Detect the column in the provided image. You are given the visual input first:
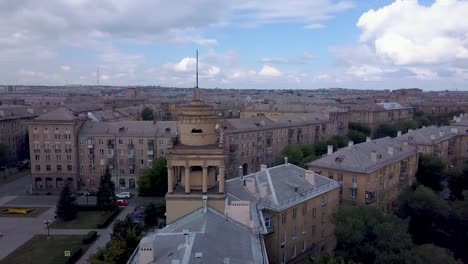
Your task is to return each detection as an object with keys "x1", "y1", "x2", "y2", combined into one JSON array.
[
  {"x1": 202, "y1": 166, "x2": 208, "y2": 194},
  {"x1": 184, "y1": 166, "x2": 190, "y2": 193},
  {"x1": 167, "y1": 166, "x2": 173, "y2": 193},
  {"x1": 219, "y1": 166, "x2": 225, "y2": 193}
]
